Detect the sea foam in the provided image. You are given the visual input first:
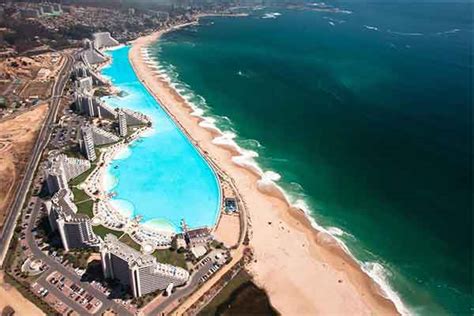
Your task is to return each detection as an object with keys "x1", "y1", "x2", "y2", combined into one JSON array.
[
  {"x1": 435, "y1": 28, "x2": 460, "y2": 35},
  {"x1": 262, "y1": 12, "x2": 282, "y2": 19},
  {"x1": 388, "y1": 30, "x2": 424, "y2": 36},
  {"x1": 364, "y1": 25, "x2": 379, "y2": 31},
  {"x1": 149, "y1": 40, "x2": 411, "y2": 316}
]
